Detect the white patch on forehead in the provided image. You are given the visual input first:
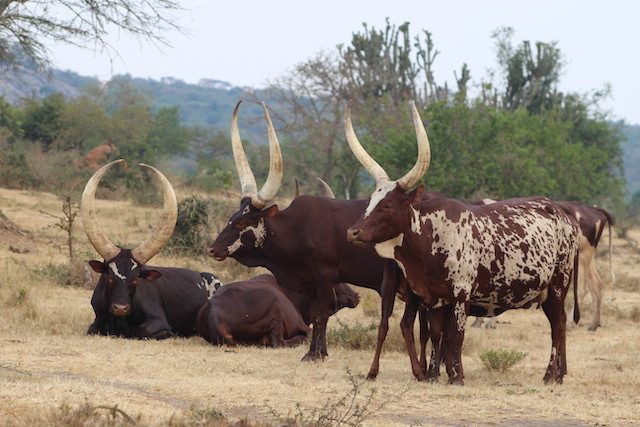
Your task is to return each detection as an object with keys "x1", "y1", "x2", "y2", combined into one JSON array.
[
  {"x1": 482, "y1": 198, "x2": 497, "y2": 205},
  {"x1": 227, "y1": 219, "x2": 267, "y2": 255},
  {"x1": 108, "y1": 262, "x2": 126, "y2": 280},
  {"x1": 130, "y1": 259, "x2": 138, "y2": 271},
  {"x1": 364, "y1": 180, "x2": 397, "y2": 218}
]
